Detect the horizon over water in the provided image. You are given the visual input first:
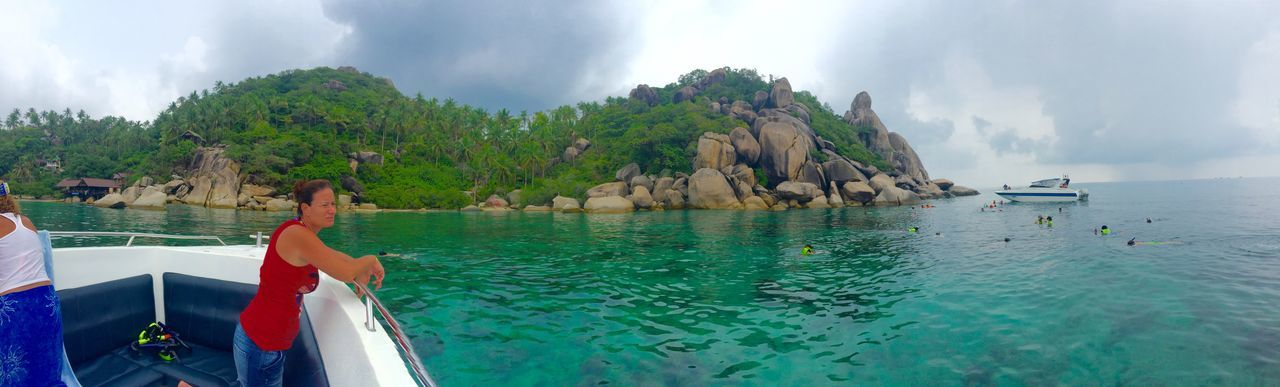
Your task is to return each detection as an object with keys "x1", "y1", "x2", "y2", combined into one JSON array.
[{"x1": 22, "y1": 177, "x2": 1280, "y2": 385}]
